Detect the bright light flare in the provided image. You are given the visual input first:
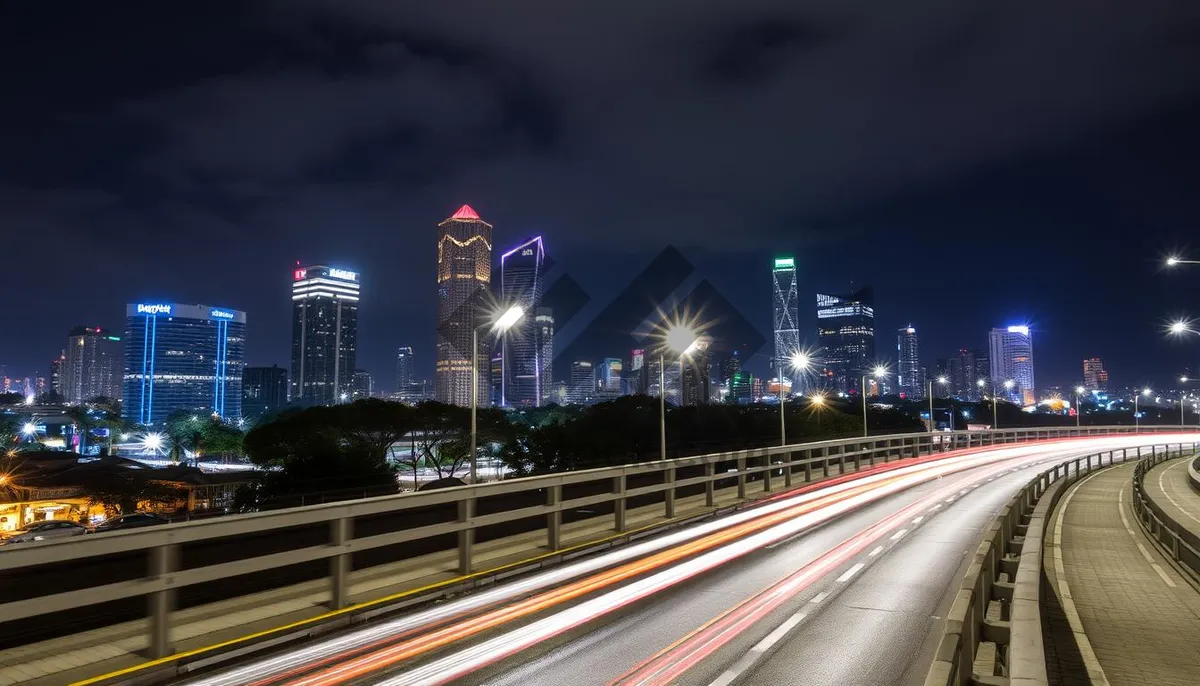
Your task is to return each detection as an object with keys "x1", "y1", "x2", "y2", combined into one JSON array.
[
  {"x1": 1004, "y1": 380, "x2": 1015, "y2": 389},
  {"x1": 1167, "y1": 255, "x2": 1181, "y2": 266},
  {"x1": 493, "y1": 305, "x2": 525, "y2": 333},
  {"x1": 1142, "y1": 388, "x2": 1152, "y2": 396},
  {"x1": 141, "y1": 432, "x2": 164, "y2": 451},
  {"x1": 871, "y1": 365, "x2": 888, "y2": 378},
  {"x1": 21, "y1": 423, "x2": 36, "y2": 436},
  {"x1": 790, "y1": 351, "x2": 812, "y2": 371},
  {"x1": 1075, "y1": 386, "x2": 1086, "y2": 395},
  {"x1": 665, "y1": 326, "x2": 699, "y2": 355},
  {"x1": 809, "y1": 394, "x2": 826, "y2": 406},
  {"x1": 1169, "y1": 319, "x2": 1196, "y2": 336},
  {"x1": 936, "y1": 376, "x2": 947, "y2": 384}
]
